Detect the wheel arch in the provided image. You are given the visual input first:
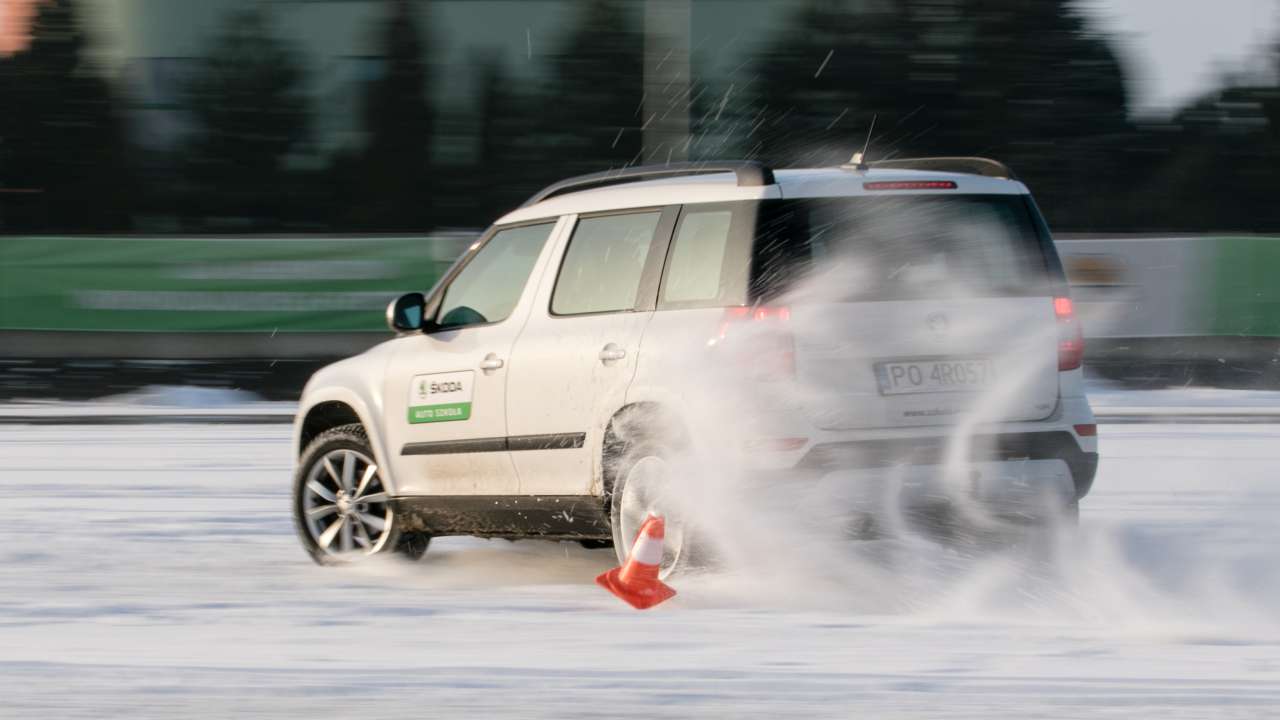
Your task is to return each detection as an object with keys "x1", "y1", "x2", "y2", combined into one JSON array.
[
  {"x1": 293, "y1": 387, "x2": 395, "y2": 491},
  {"x1": 600, "y1": 400, "x2": 686, "y2": 498},
  {"x1": 298, "y1": 401, "x2": 363, "y2": 452}
]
